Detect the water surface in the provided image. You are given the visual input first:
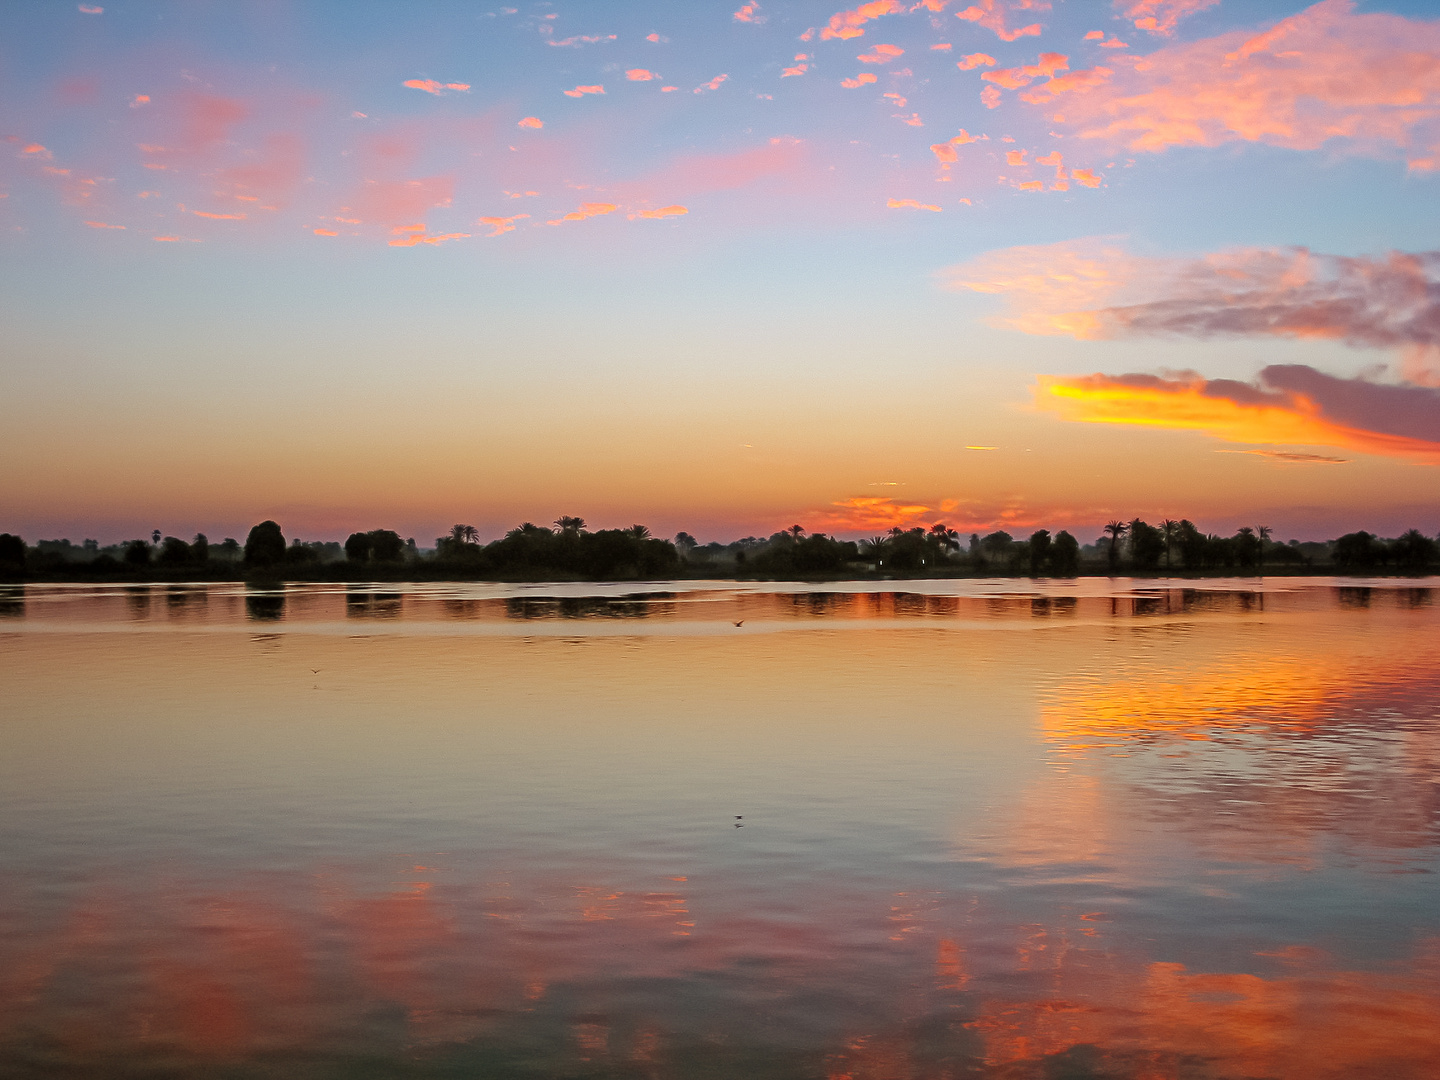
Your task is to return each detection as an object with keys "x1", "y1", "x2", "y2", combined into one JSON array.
[{"x1": 2, "y1": 579, "x2": 1437, "y2": 1077}]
